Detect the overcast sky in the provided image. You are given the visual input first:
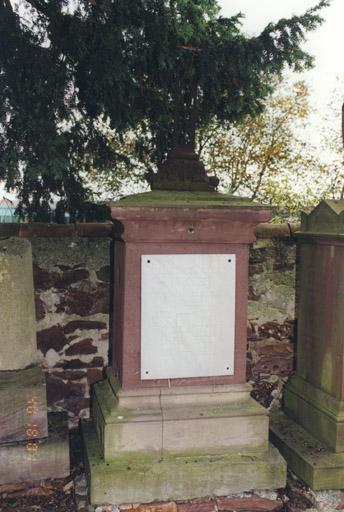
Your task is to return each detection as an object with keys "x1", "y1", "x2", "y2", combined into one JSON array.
[{"x1": 217, "y1": 0, "x2": 344, "y2": 114}]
